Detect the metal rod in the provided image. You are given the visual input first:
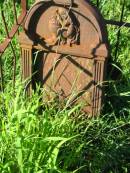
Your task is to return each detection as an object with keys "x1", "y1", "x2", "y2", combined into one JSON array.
[
  {"x1": 0, "y1": 12, "x2": 27, "y2": 55},
  {"x1": 115, "y1": 0, "x2": 126, "y2": 59},
  {"x1": 105, "y1": 19, "x2": 130, "y2": 28},
  {"x1": 1, "y1": 9, "x2": 17, "y2": 89},
  {"x1": 1, "y1": 10, "x2": 9, "y2": 38},
  {"x1": 0, "y1": 0, "x2": 27, "y2": 54},
  {"x1": 10, "y1": 43, "x2": 17, "y2": 89},
  {"x1": 13, "y1": 0, "x2": 18, "y2": 24},
  {"x1": 97, "y1": 0, "x2": 100, "y2": 8},
  {"x1": 0, "y1": 55, "x2": 4, "y2": 92},
  {"x1": 12, "y1": 0, "x2": 19, "y2": 34},
  {"x1": 21, "y1": 0, "x2": 27, "y2": 12}
]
